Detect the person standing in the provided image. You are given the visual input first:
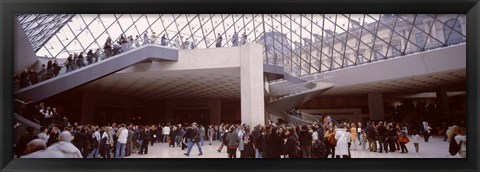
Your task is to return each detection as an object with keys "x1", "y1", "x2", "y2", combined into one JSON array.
[
  {"x1": 207, "y1": 125, "x2": 214, "y2": 145},
  {"x1": 241, "y1": 32, "x2": 247, "y2": 45},
  {"x1": 47, "y1": 126, "x2": 60, "y2": 147},
  {"x1": 377, "y1": 122, "x2": 388, "y2": 153},
  {"x1": 138, "y1": 126, "x2": 149, "y2": 155},
  {"x1": 90, "y1": 127, "x2": 101, "y2": 158},
  {"x1": 231, "y1": 32, "x2": 238, "y2": 47},
  {"x1": 398, "y1": 130, "x2": 409, "y2": 153},
  {"x1": 86, "y1": 50, "x2": 94, "y2": 65},
  {"x1": 242, "y1": 126, "x2": 255, "y2": 158},
  {"x1": 325, "y1": 126, "x2": 336, "y2": 158},
  {"x1": 226, "y1": 127, "x2": 239, "y2": 158},
  {"x1": 162, "y1": 125, "x2": 170, "y2": 143},
  {"x1": 161, "y1": 34, "x2": 168, "y2": 46},
  {"x1": 184, "y1": 122, "x2": 203, "y2": 156},
  {"x1": 350, "y1": 123, "x2": 357, "y2": 151},
  {"x1": 237, "y1": 125, "x2": 245, "y2": 157},
  {"x1": 266, "y1": 127, "x2": 284, "y2": 158},
  {"x1": 134, "y1": 35, "x2": 141, "y2": 48},
  {"x1": 47, "y1": 131, "x2": 83, "y2": 158},
  {"x1": 126, "y1": 126, "x2": 134, "y2": 156},
  {"x1": 284, "y1": 127, "x2": 299, "y2": 158},
  {"x1": 299, "y1": 125, "x2": 312, "y2": 158},
  {"x1": 366, "y1": 122, "x2": 377, "y2": 152},
  {"x1": 454, "y1": 127, "x2": 466, "y2": 158},
  {"x1": 199, "y1": 125, "x2": 206, "y2": 146},
  {"x1": 252, "y1": 125, "x2": 264, "y2": 158},
  {"x1": 215, "y1": 33, "x2": 223, "y2": 48},
  {"x1": 115, "y1": 124, "x2": 128, "y2": 158},
  {"x1": 143, "y1": 31, "x2": 149, "y2": 45},
  {"x1": 422, "y1": 122, "x2": 431, "y2": 142},
  {"x1": 150, "y1": 32, "x2": 157, "y2": 45},
  {"x1": 15, "y1": 127, "x2": 38, "y2": 158},
  {"x1": 37, "y1": 127, "x2": 50, "y2": 143},
  {"x1": 335, "y1": 124, "x2": 350, "y2": 158}
]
